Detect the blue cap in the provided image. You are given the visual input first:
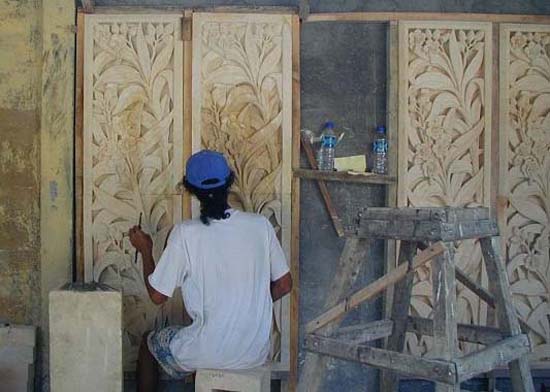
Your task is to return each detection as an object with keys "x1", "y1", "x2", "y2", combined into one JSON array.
[
  {"x1": 325, "y1": 121, "x2": 335, "y2": 129},
  {"x1": 185, "y1": 150, "x2": 231, "y2": 190},
  {"x1": 376, "y1": 125, "x2": 386, "y2": 133}
]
